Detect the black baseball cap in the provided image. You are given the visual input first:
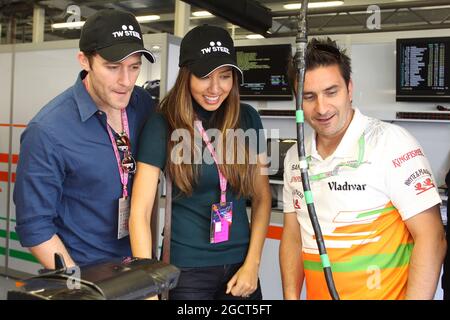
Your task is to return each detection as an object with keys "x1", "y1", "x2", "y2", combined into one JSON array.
[
  {"x1": 179, "y1": 25, "x2": 242, "y2": 78},
  {"x1": 79, "y1": 9, "x2": 155, "y2": 63}
]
